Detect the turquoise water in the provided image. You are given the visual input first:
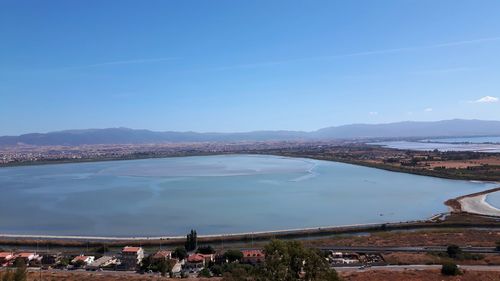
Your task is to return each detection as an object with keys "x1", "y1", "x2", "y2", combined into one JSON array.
[
  {"x1": 486, "y1": 192, "x2": 500, "y2": 209},
  {"x1": 0, "y1": 155, "x2": 493, "y2": 237},
  {"x1": 426, "y1": 136, "x2": 500, "y2": 144},
  {"x1": 375, "y1": 141, "x2": 500, "y2": 152}
]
